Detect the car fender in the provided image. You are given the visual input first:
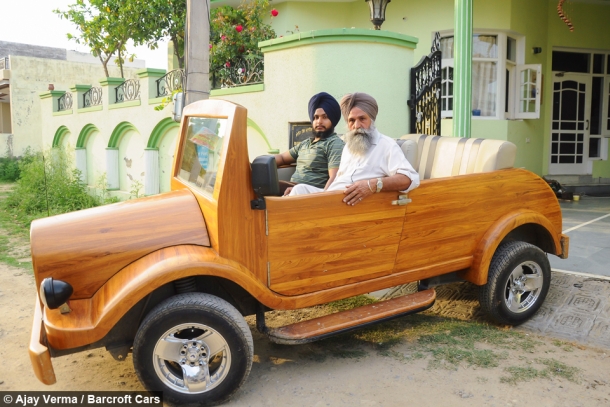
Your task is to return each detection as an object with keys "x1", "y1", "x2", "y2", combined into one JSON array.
[
  {"x1": 43, "y1": 244, "x2": 282, "y2": 350},
  {"x1": 458, "y1": 210, "x2": 562, "y2": 286}
]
